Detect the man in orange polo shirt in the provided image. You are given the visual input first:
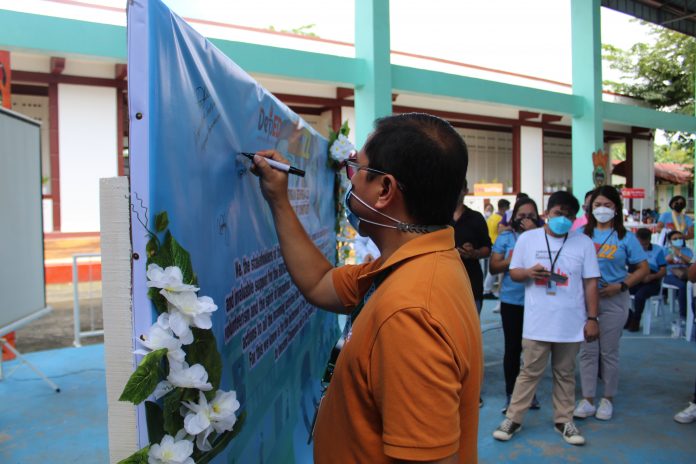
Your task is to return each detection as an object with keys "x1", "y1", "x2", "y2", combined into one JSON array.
[{"x1": 251, "y1": 113, "x2": 483, "y2": 463}]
